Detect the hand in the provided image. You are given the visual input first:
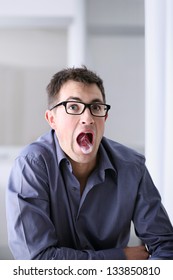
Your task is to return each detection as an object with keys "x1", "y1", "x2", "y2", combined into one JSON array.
[{"x1": 123, "y1": 245, "x2": 149, "y2": 260}]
